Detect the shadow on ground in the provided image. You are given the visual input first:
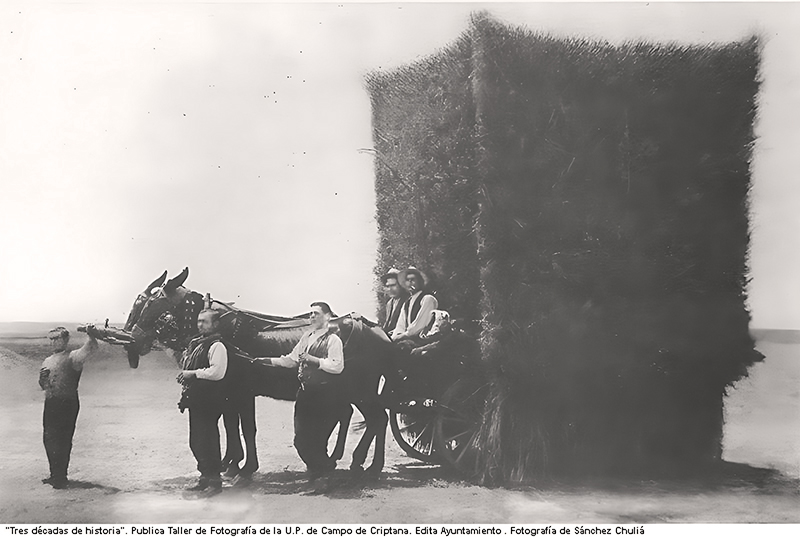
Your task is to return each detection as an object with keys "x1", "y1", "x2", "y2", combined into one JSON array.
[
  {"x1": 150, "y1": 461, "x2": 469, "y2": 500},
  {"x1": 42, "y1": 480, "x2": 121, "y2": 494},
  {"x1": 149, "y1": 460, "x2": 799, "y2": 502},
  {"x1": 518, "y1": 461, "x2": 800, "y2": 497}
]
